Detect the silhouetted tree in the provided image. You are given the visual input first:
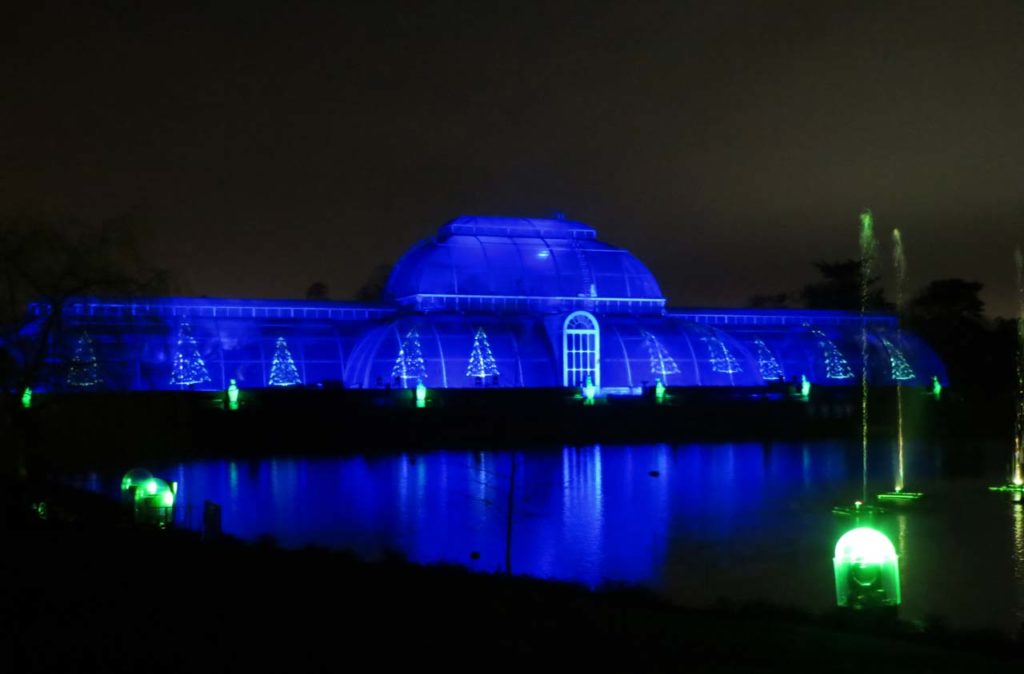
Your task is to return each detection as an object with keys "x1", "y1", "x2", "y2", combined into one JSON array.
[
  {"x1": 305, "y1": 282, "x2": 329, "y2": 300},
  {"x1": 800, "y1": 259, "x2": 890, "y2": 311},
  {"x1": 354, "y1": 264, "x2": 391, "y2": 301},
  {"x1": 906, "y1": 279, "x2": 1001, "y2": 391}
]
